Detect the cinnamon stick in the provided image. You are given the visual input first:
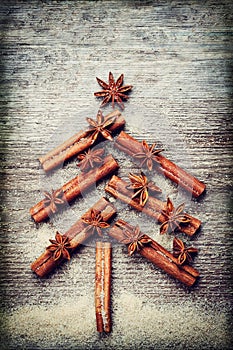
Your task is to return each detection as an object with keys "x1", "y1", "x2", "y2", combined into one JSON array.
[
  {"x1": 39, "y1": 110, "x2": 125, "y2": 172},
  {"x1": 31, "y1": 197, "x2": 116, "y2": 277},
  {"x1": 109, "y1": 219, "x2": 199, "y2": 287},
  {"x1": 115, "y1": 131, "x2": 206, "y2": 198},
  {"x1": 95, "y1": 241, "x2": 112, "y2": 333},
  {"x1": 105, "y1": 175, "x2": 201, "y2": 236},
  {"x1": 30, "y1": 155, "x2": 119, "y2": 223}
]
